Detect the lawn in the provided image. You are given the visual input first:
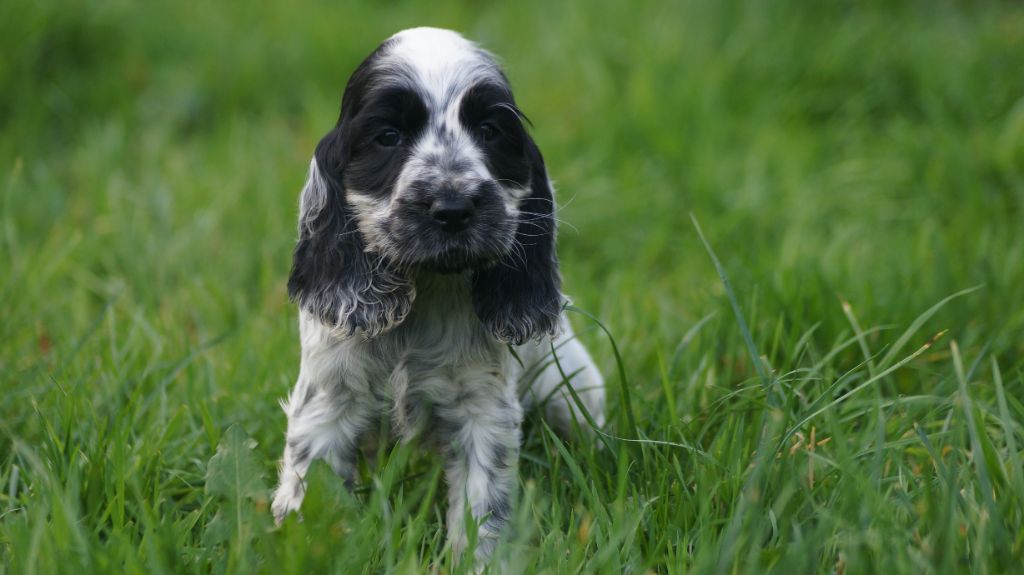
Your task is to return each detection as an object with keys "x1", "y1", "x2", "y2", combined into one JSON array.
[{"x1": 2, "y1": 0, "x2": 1024, "y2": 573}]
